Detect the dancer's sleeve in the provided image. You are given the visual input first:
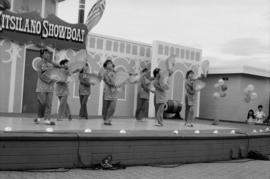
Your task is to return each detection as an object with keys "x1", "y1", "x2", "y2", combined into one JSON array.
[
  {"x1": 153, "y1": 80, "x2": 165, "y2": 92},
  {"x1": 103, "y1": 72, "x2": 116, "y2": 87},
  {"x1": 185, "y1": 81, "x2": 195, "y2": 95},
  {"x1": 141, "y1": 77, "x2": 150, "y2": 92},
  {"x1": 79, "y1": 73, "x2": 90, "y2": 87}
]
